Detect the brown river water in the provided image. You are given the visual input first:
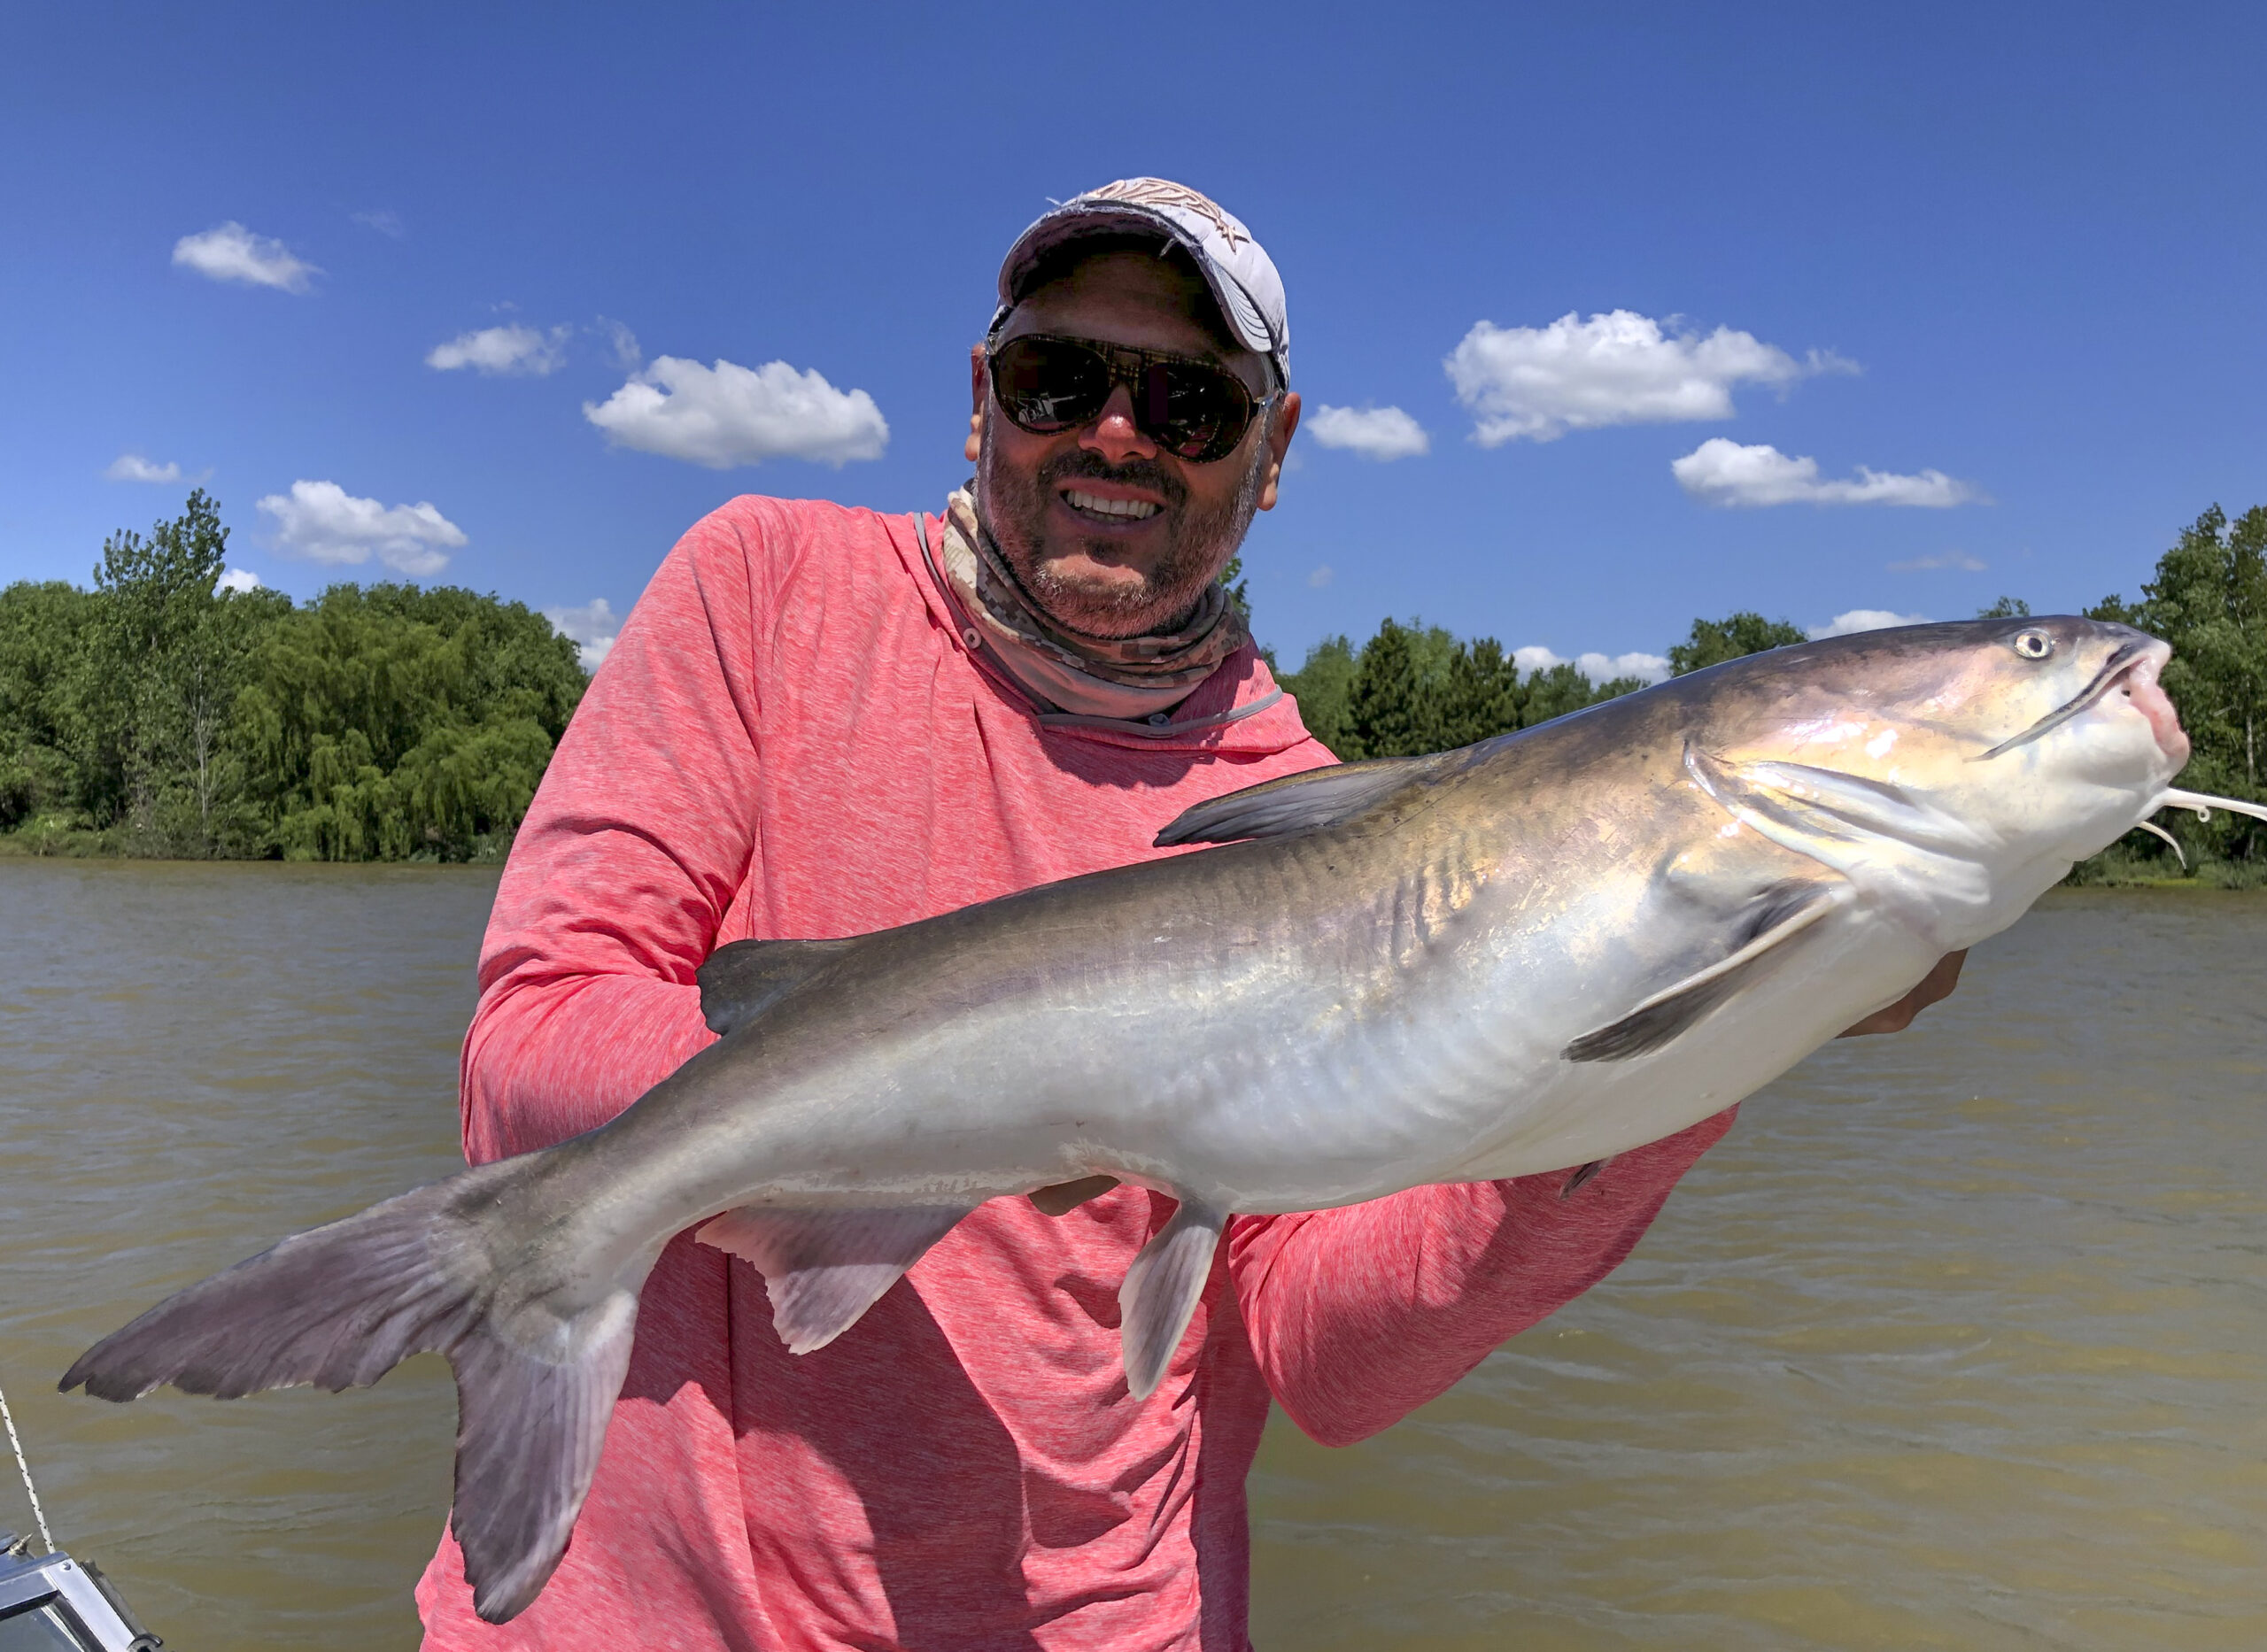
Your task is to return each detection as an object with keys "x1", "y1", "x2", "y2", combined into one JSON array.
[{"x1": 0, "y1": 862, "x2": 2259, "y2": 1648}]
